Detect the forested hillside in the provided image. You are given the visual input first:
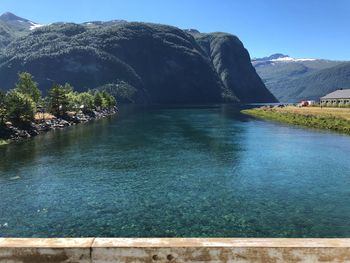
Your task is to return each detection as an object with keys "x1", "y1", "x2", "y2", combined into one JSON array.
[{"x1": 0, "y1": 13, "x2": 277, "y2": 104}]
